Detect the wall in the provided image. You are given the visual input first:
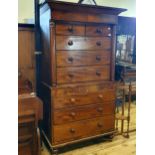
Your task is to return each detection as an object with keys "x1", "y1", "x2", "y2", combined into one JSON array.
[{"x1": 18, "y1": 0, "x2": 136, "y2": 23}]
